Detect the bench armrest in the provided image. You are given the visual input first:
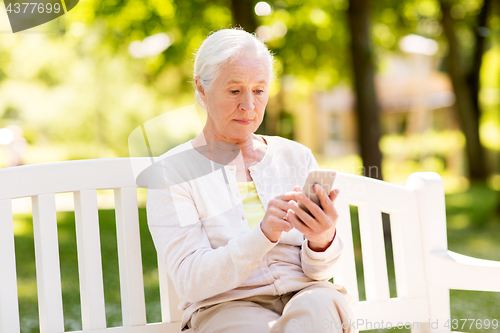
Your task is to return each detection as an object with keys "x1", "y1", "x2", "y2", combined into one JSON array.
[{"x1": 430, "y1": 250, "x2": 500, "y2": 291}]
